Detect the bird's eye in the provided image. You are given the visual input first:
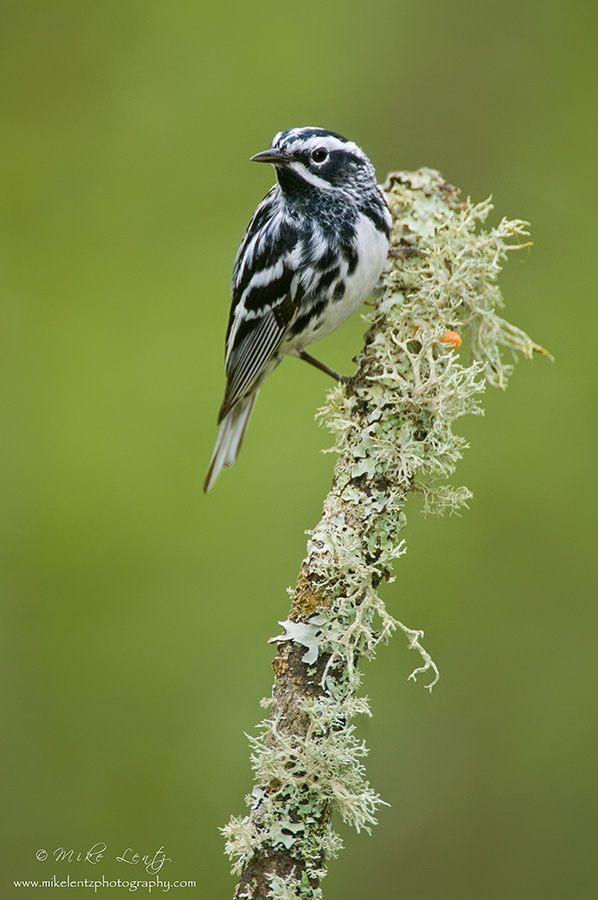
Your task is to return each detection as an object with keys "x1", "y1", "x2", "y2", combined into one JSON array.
[{"x1": 311, "y1": 147, "x2": 328, "y2": 164}]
